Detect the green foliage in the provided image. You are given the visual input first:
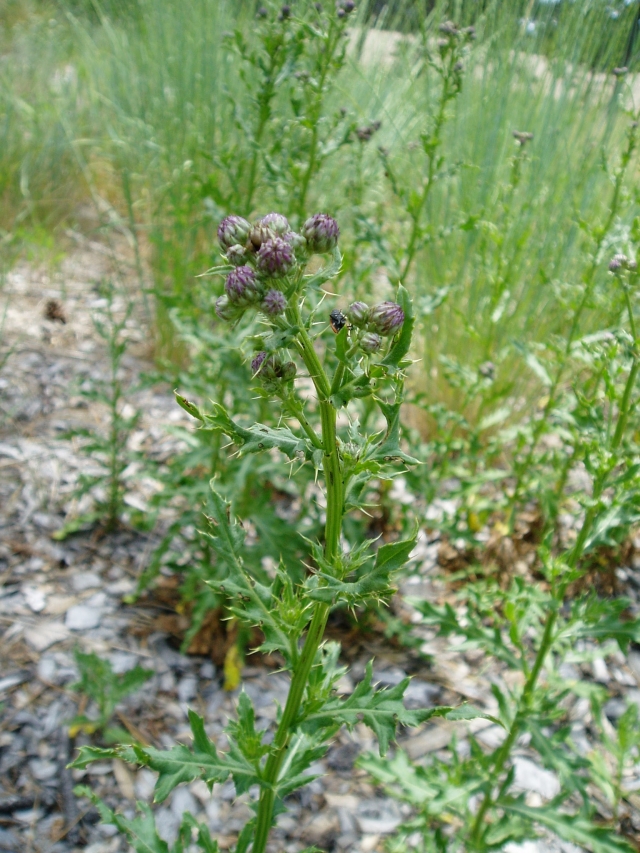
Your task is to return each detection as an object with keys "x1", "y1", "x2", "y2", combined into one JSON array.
[
  {"x1": 54, "y1": 283, "x2": 139, "y2": 536},
  {"x1": 69, "y1": 650, "x2": 153, "y2": 742}
]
